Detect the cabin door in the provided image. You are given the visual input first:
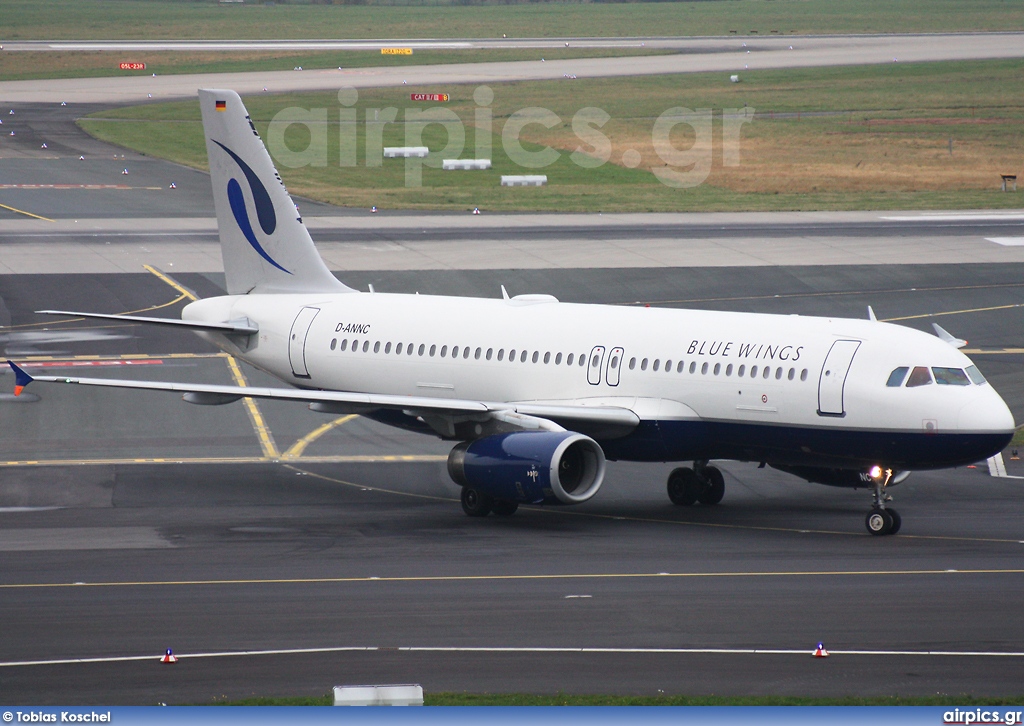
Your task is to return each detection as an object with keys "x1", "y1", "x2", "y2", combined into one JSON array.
[
  {"x1": 587, "y1": 346, "x2": 606, "y2": 385},
  {"x1": 288, "y1": 306, "x2": 320, "y2": 378},
  {"x1": 817, "y1": 340, "x2": 860, "y2": 416}
]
